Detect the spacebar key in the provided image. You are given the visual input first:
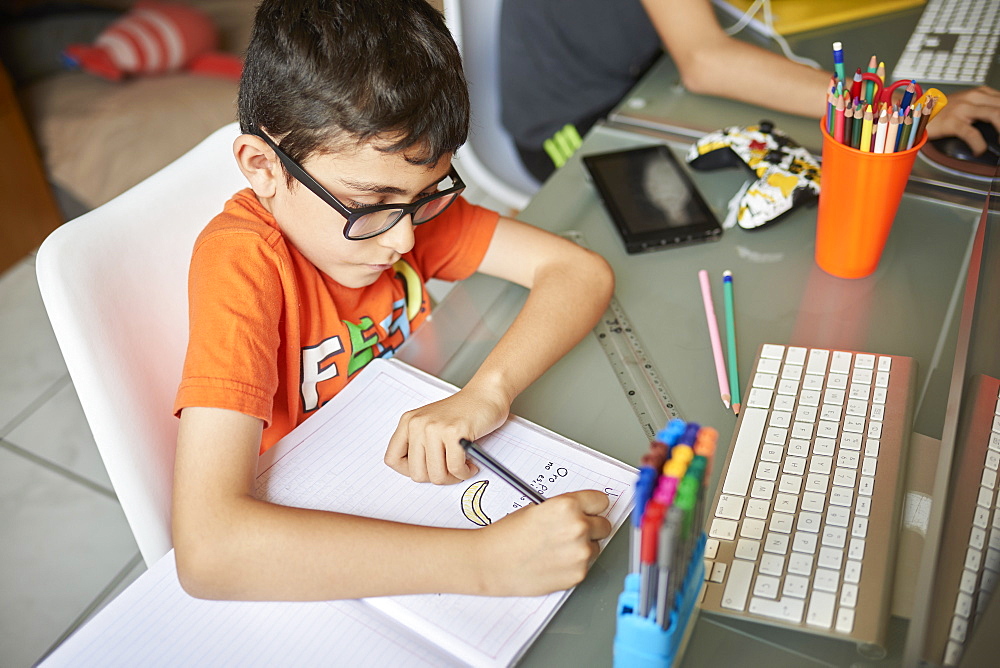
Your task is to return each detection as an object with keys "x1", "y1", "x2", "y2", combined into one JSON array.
[
  {"x1": 720, "y1": 560, "x2": 755, "y2": 611},
  {"x1": 721, "y1": 408, "x2": 768, "y2": 497}
]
